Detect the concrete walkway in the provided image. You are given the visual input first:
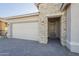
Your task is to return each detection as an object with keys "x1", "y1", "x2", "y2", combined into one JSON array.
[{"x1": 0, "y1": 38, "x2": 79, "y2": 56}]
